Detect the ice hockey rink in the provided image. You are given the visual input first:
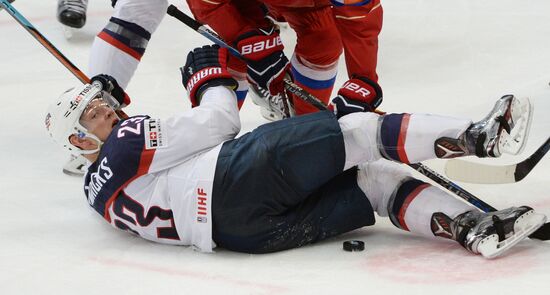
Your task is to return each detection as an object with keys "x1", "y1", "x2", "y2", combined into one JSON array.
[{"x1": 1, "y1": 1, "x2": 550, "y2": 294}]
